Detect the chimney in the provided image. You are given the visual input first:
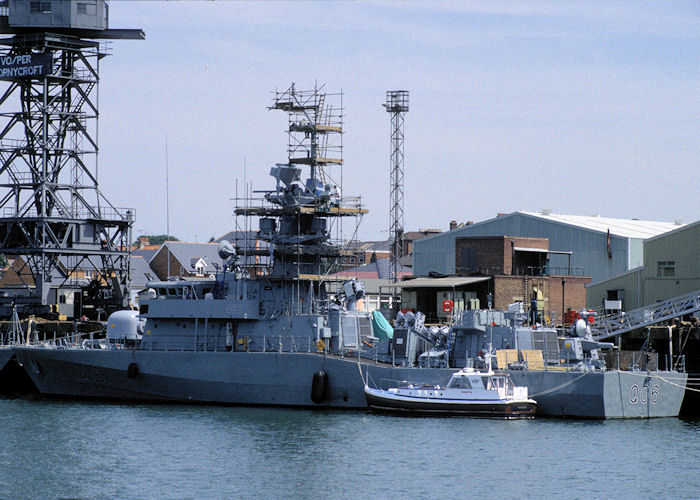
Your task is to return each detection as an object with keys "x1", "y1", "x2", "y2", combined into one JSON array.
[
  {"x1": 138, "y1": 236, "x2": 149, "y2": 249},
  {"x1": 449, "y1": 220, "x2": 457, "y2": 231}
]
